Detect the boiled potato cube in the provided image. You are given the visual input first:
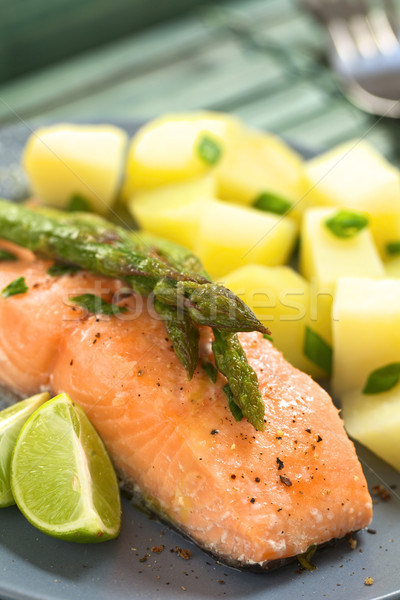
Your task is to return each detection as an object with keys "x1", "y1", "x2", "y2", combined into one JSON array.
[
  {"x1": 341, "y1": 386, "x2": 400, "y2": 472},
  {"x1": 128, "y1": 175, "x2": 214, "y2": 250},
  {"x1": 23, "y1": 124, "x2": 127, "y2": 214},
  {"x1": 332, "y1": 278, "x2": 400, "y2": 396},
  {"x1": 215, "y1": 130, "x2": 304, "y2": 219},
  {"x1": 122, "y1": 112, "x2": 241, "y2": 197},
  {"x1": 223, "y1": 264, "x2": 328, "y2": 378},
  {"x1": 300, "y1": 207, "x2": 384, "y2": 288},
  {"x1": 195, "y1": 200, "x2": 297, "y2": 279},
  {"x1": 303, "y1": 141, "x2": 400, "y2": 256},
  {"x1": 300, "y1": 208, "x2": 384, "y2": 345}
]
